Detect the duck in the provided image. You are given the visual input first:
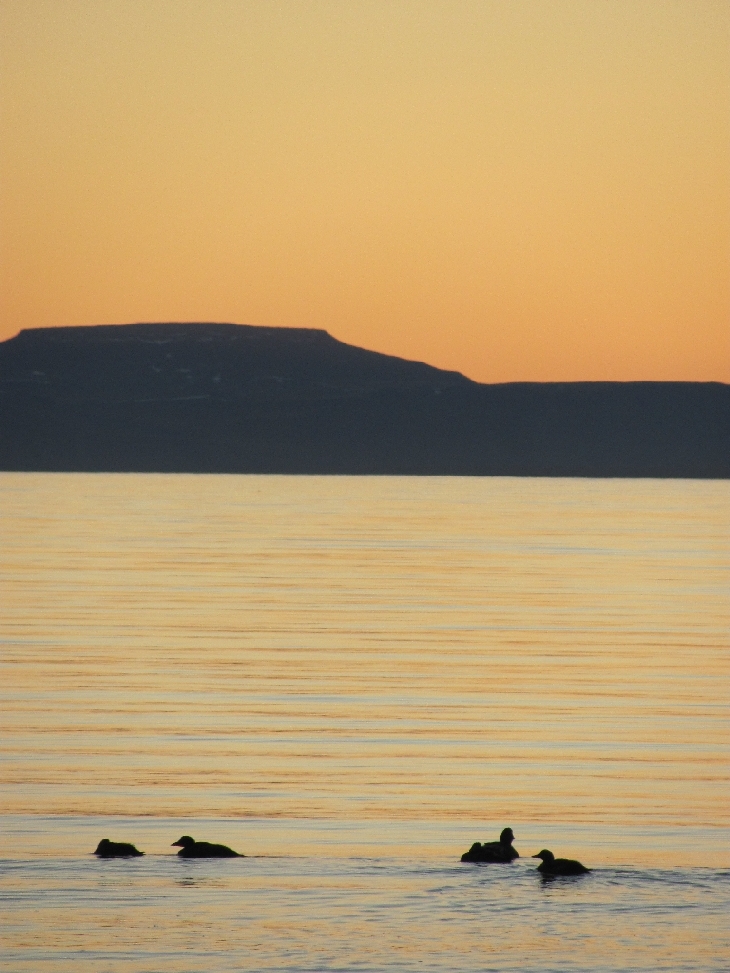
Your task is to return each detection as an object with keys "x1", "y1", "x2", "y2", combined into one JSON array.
[
  {"x1": 532, "y1": 848, "x2": 590, "y2": 876},
  {"x1": 94, "y1": 839, "x2": 144, "y2": 858},
  {"x1": 172, "y1": 835, "x2": 243, "y2": 858},
  {"x1": 461, "y1": 827, "x2": 519, "y2": 863}
]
